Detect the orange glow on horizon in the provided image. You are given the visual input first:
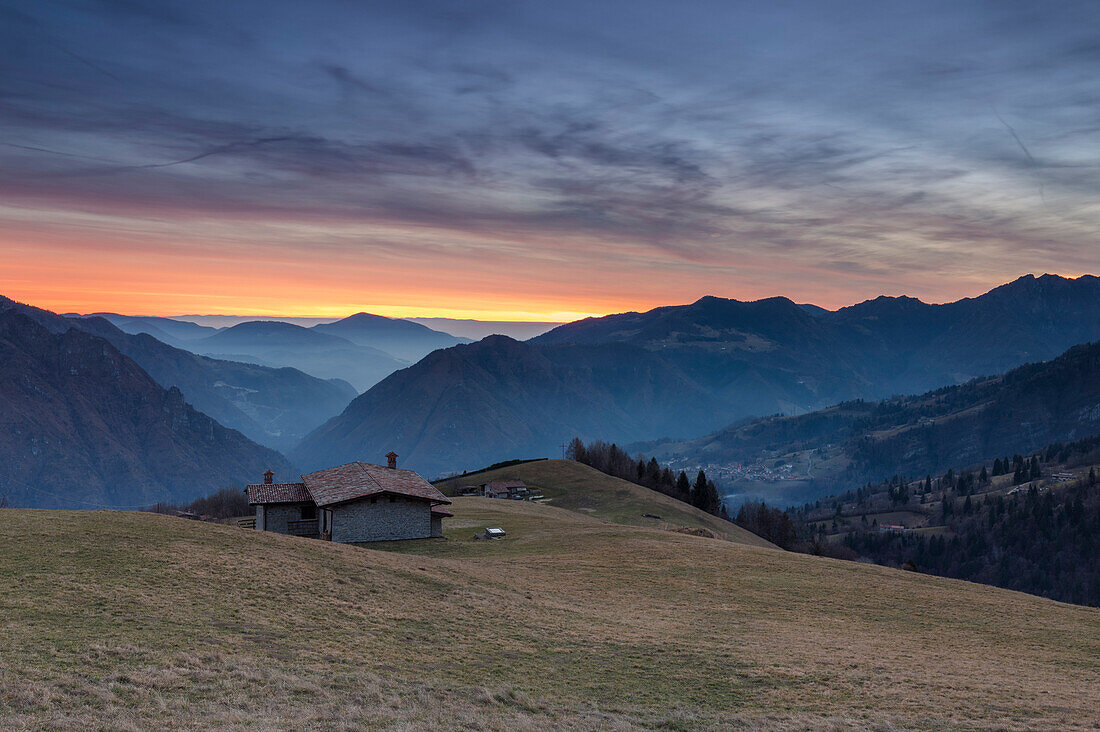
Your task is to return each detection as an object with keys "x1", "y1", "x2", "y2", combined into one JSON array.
[{"x1": 2, "y1": 204, "x2": 1089, "y2": 322}]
